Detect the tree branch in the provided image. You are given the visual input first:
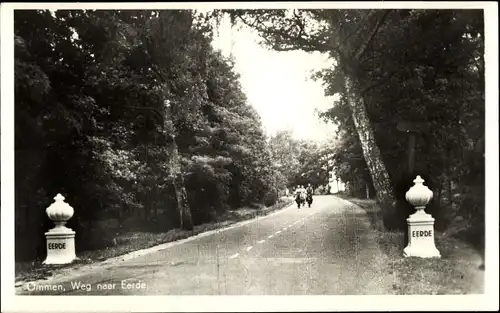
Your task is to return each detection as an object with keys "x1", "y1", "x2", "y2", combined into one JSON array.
[
  {"x1": 353, "y1": 10, "x2": 392, "y2": 61},
  {"x1": 235, "y1": 14, "x2": 331, "y2": 53},
  {"x1": 359, "y1": 70, "x2": 399, "y2": 95},
  {"x1": 340, "y1": 10, "x2": 378, "y2": 48}
]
